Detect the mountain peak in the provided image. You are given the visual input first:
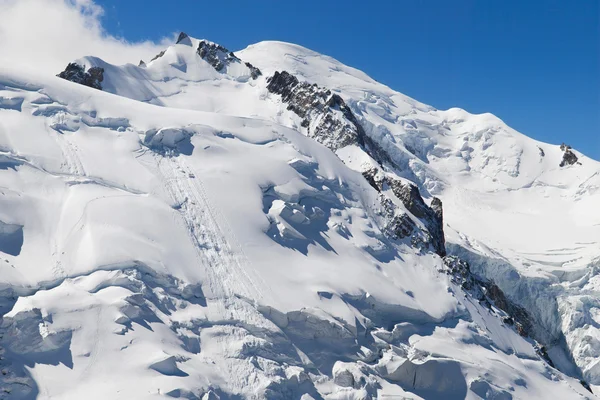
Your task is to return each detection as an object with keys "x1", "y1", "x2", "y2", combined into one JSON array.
[{"x1": 176, "y1": 31, "x2": 191, "y2": 45}]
